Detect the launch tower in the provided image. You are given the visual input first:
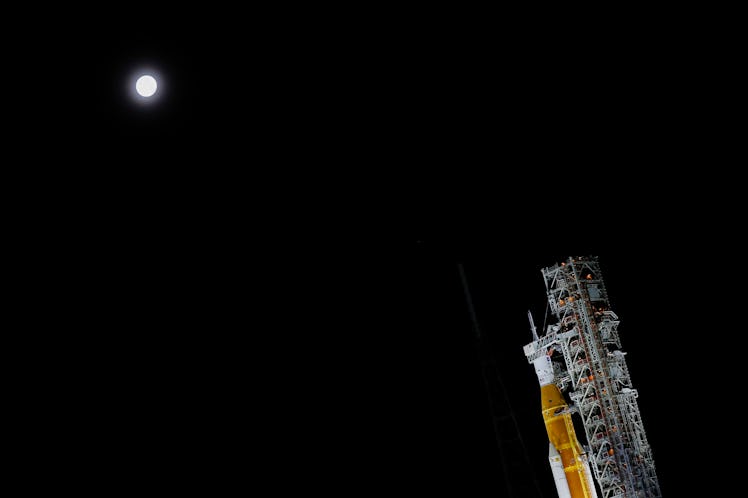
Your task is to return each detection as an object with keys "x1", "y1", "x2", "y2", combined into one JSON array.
[{"x1": 523, "y1": 256, "x2": 661, "y2": 498}]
